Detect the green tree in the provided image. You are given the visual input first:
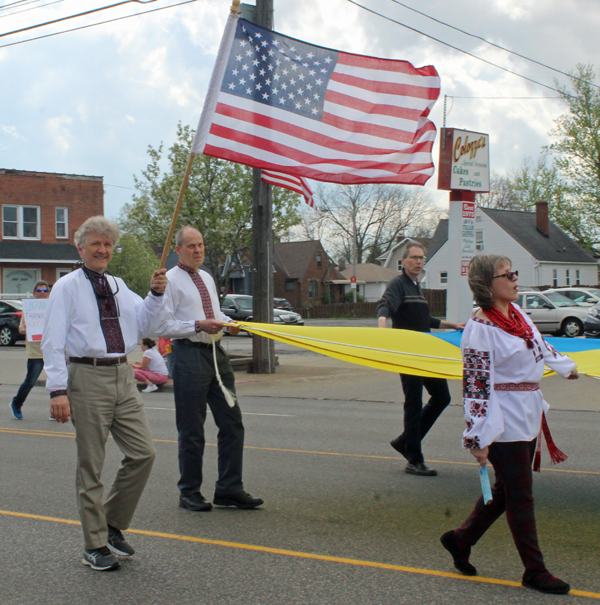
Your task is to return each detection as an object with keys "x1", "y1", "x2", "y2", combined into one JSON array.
[
  {"x1": 119, "y1": 123, "x2": 302, "y2": 297},
  {"x1": 548, "y1": 63, "x2": 600, "y2": 250},
  {"x1": 107, "y1": 233, "x2": 159, "y2": 297}
]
